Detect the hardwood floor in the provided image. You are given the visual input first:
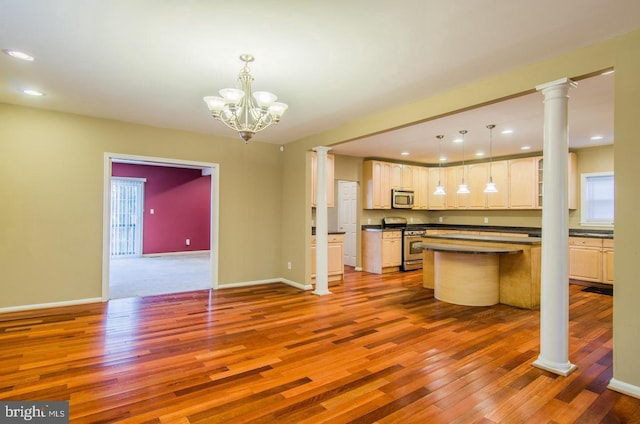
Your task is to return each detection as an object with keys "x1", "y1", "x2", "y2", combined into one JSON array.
[{"x1": 1, "y1": 268, "x2": 638, "y2": 423}]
